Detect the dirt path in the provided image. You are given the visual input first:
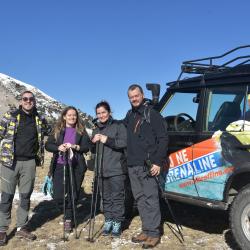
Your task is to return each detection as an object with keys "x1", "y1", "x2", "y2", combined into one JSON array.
[{"x1": 0, "y1": 160, "x2": 240, "y2": 250}]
